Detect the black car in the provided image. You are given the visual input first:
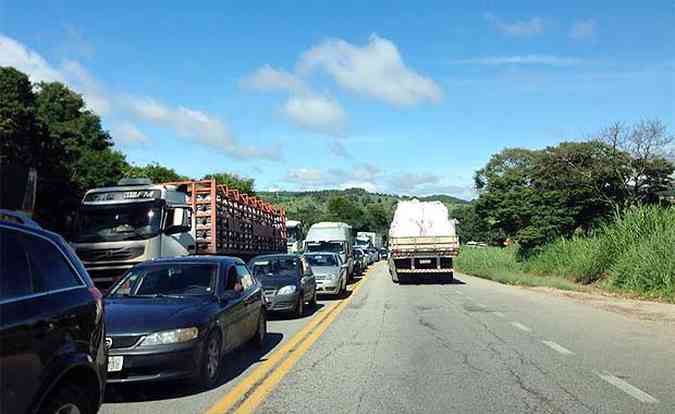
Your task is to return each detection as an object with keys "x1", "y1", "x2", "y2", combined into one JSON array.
[
  {"x1": 104, "y1": 256, "x2": 266, "y2": 387},
  {"x1": 248, "y1": 254, "x2": 317, "y2": 318},
  {"x1": 0, "y1": 215, "x2": 107, "y2": 414}
]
